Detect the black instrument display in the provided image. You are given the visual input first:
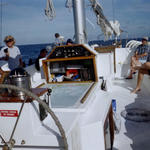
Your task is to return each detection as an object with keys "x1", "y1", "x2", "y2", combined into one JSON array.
[{"x1": 49, "y1": 45, "x2": 91, "y2": 58}]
